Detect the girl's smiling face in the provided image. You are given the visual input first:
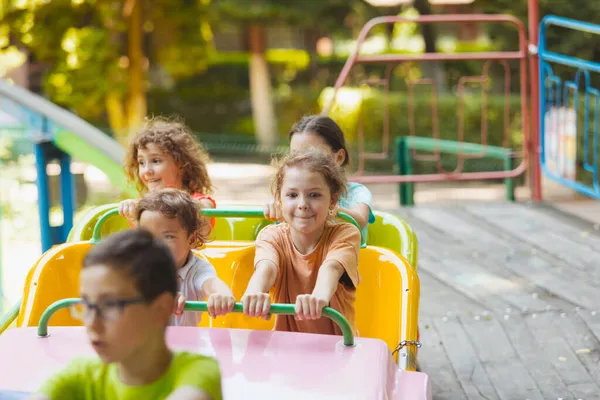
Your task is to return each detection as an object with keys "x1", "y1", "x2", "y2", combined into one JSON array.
[
  {"x1": 280, "y1": 165, "x2": 334, "y2": 241},
  {"x1": 137, "y1": 143, "x2": 183, "y2": 191}
]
